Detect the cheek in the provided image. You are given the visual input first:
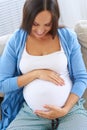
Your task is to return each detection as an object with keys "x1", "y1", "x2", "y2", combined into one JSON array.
[
  {"x1": 47, "y1": 25, "x2": 52, "y2": 31},
  {"x1": 32, "y1": 27, "x2": 36, "y2": 31},
  {"x1": 45, "y1": 26, "x2": 52, "y2": 31},
  {"x1": 46, "y1": 27, "x2": 52, "y2": 32}
]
